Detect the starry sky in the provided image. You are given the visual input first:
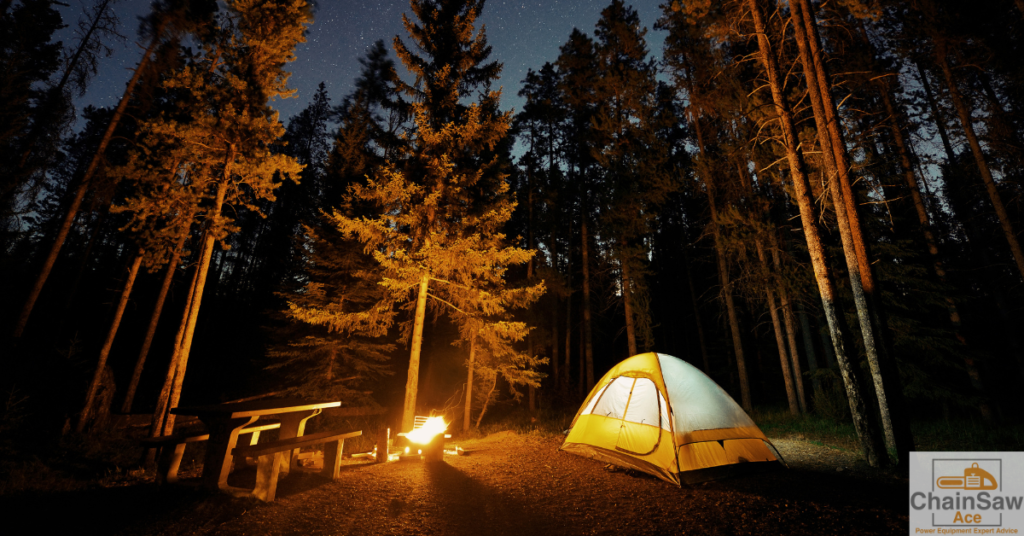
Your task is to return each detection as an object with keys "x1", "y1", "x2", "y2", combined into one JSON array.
[{"x1": 55, "y1": 0, "x2": 669, "y2": 126}]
